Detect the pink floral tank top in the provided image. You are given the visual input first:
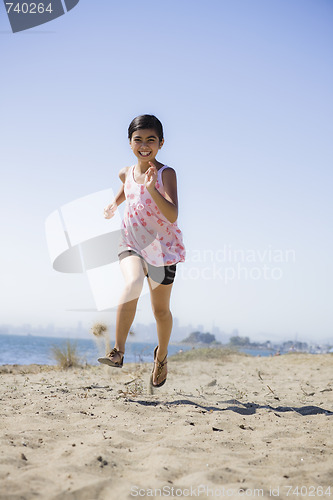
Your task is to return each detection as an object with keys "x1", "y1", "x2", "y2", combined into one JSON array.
[{"x1": 118, "y1": 165, "x2": 186, "y2": 266}]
